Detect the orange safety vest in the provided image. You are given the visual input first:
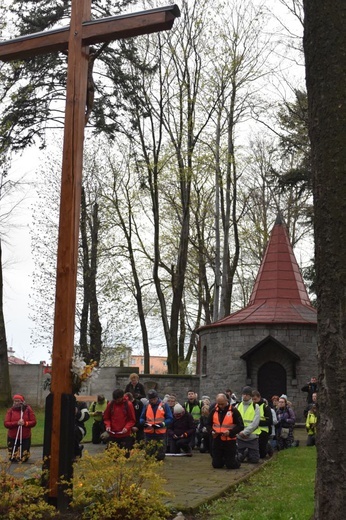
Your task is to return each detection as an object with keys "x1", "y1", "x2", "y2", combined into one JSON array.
[
  {"x1": 213, "y1": 406, "x2": 235, "y2": 441},
  {"x1": 144, "y1": 403, "x2": 167, "y2": 434}
]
